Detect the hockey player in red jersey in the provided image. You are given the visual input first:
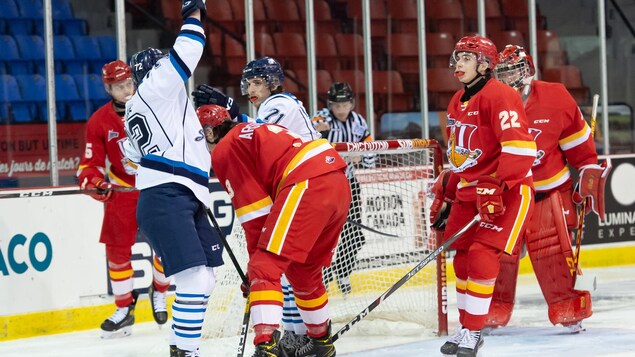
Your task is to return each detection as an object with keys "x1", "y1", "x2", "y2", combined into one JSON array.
[
  {"x1": 485, "y1": 44, "x2": 611, "y2": 333},
  {"x1": 197, "y1": 104, "x2": 350, "y2": 357},
  {"x1": 76, "y1": 60, "x2": 171, "y2": 338},
  {"x1": 429, "y1": 35, "x2": 537, "y2": 357}
]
